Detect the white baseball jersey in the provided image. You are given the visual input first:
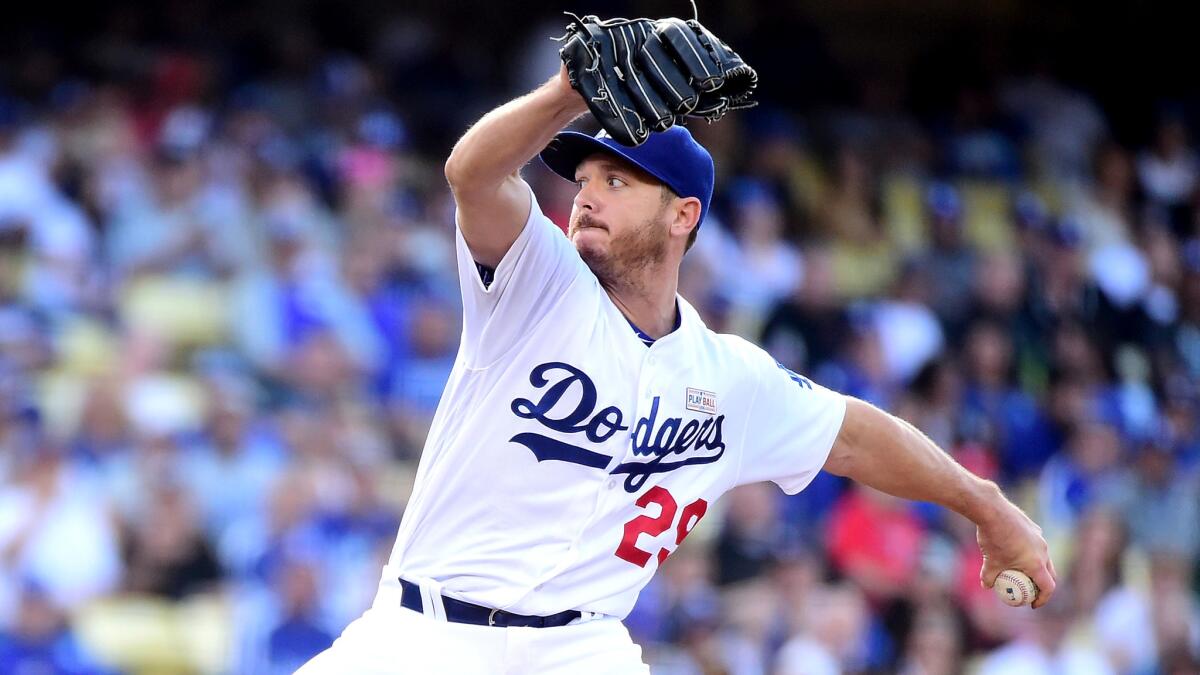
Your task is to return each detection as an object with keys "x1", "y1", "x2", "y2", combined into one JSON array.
[{"x1": 385, "y1": 183, "x2": 846, "y2": 620}]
